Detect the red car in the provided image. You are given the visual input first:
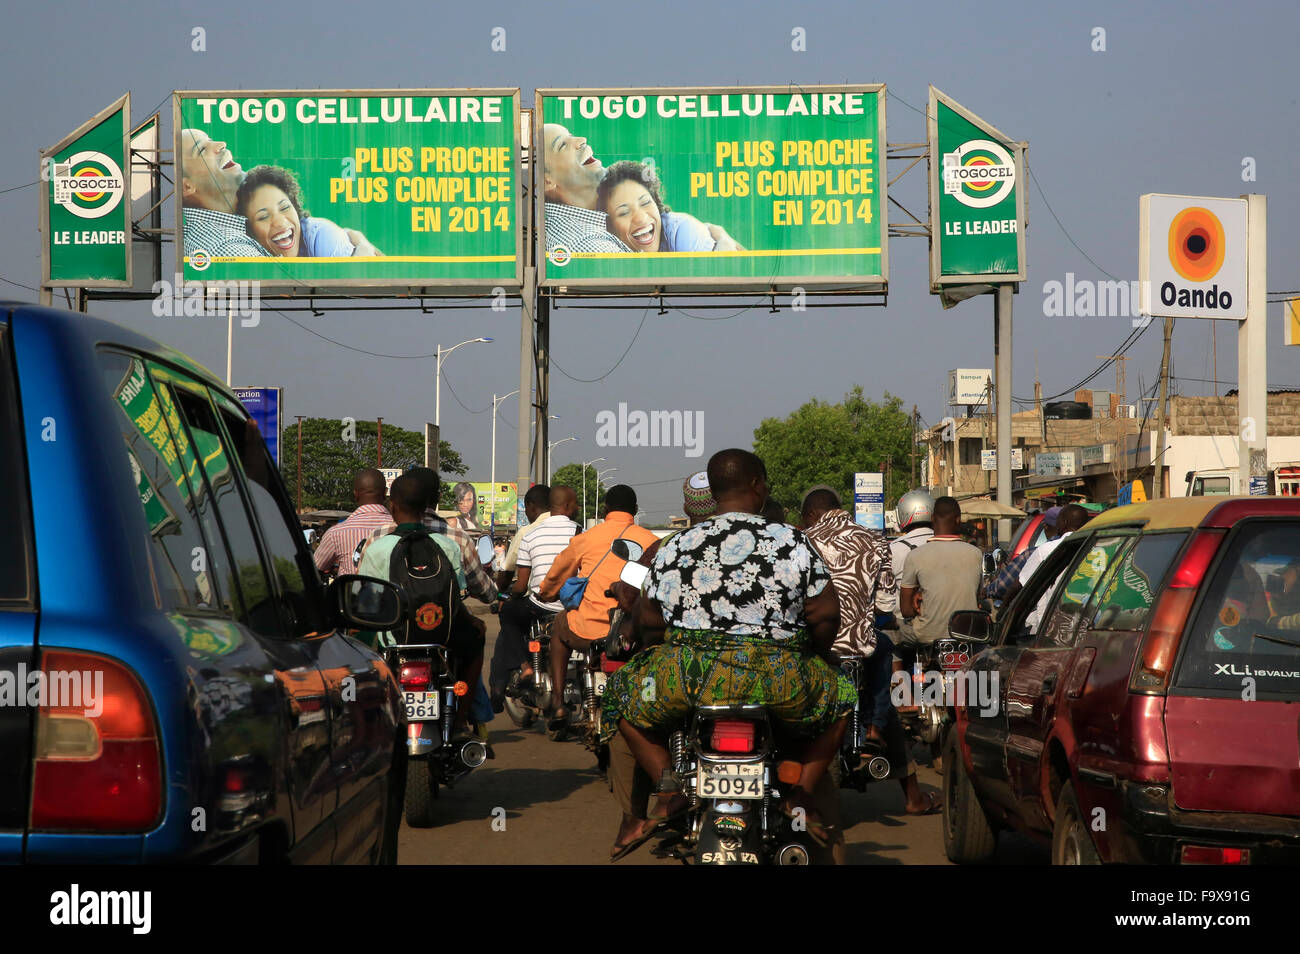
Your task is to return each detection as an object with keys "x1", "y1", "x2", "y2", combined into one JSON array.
[{"x1": 943, "y1": 496, "x2": 1300, "y2": 864}]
